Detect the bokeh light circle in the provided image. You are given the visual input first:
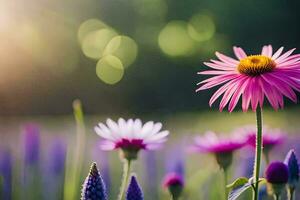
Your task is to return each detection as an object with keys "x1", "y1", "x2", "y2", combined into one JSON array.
[
  {"x1": 78, "y1": 19, "x2": 108, "y2": 44},
  {"x1": 103, "y1": 36, "x2": 138, "y2": 68},
  {"x1": 96, "y1": 55, "x2": 124, "y2": 85},
  {"x1": 81, "y1": 29, "x2": 118, "y2": 60},
  {"x1": 187, "y1": 14, "x2": 215, "y2": 42},
  {"x1": 158, "y1": 21, "x2": 196, "y2": 57}
]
